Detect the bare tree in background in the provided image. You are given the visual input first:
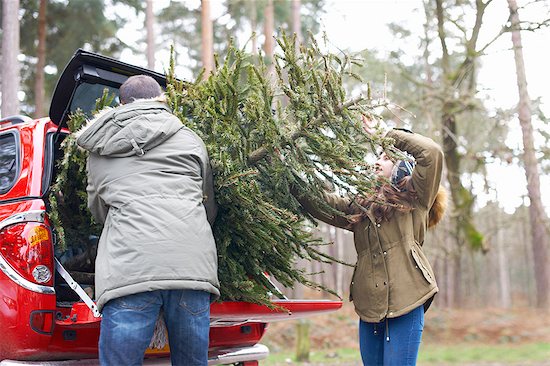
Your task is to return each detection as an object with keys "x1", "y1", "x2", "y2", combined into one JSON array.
[
  {"x1": 291, "y1": 0, "x2": 302, "y2": 43},
  {"x1": 145, "y1": 0, "x2": 155, "y2": 70},
  {"x1": 263, "y1": 0, "x2": 274, "y2": 70},
  {"x1": 201, "y1": 0, "x2": 214, "y2": 78},
  {"x1": 507, "y1": 0, "x2": 550, "y2": 308},
  {"x1": 33, "y1": 0, "x2": 47, "y2": 118},
  {"x1": 1, "y1": 0, "x2": 21, "y2": 117},
  {"x1": 249, "y1": 0, "x2": 258, "y2": 54}
]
